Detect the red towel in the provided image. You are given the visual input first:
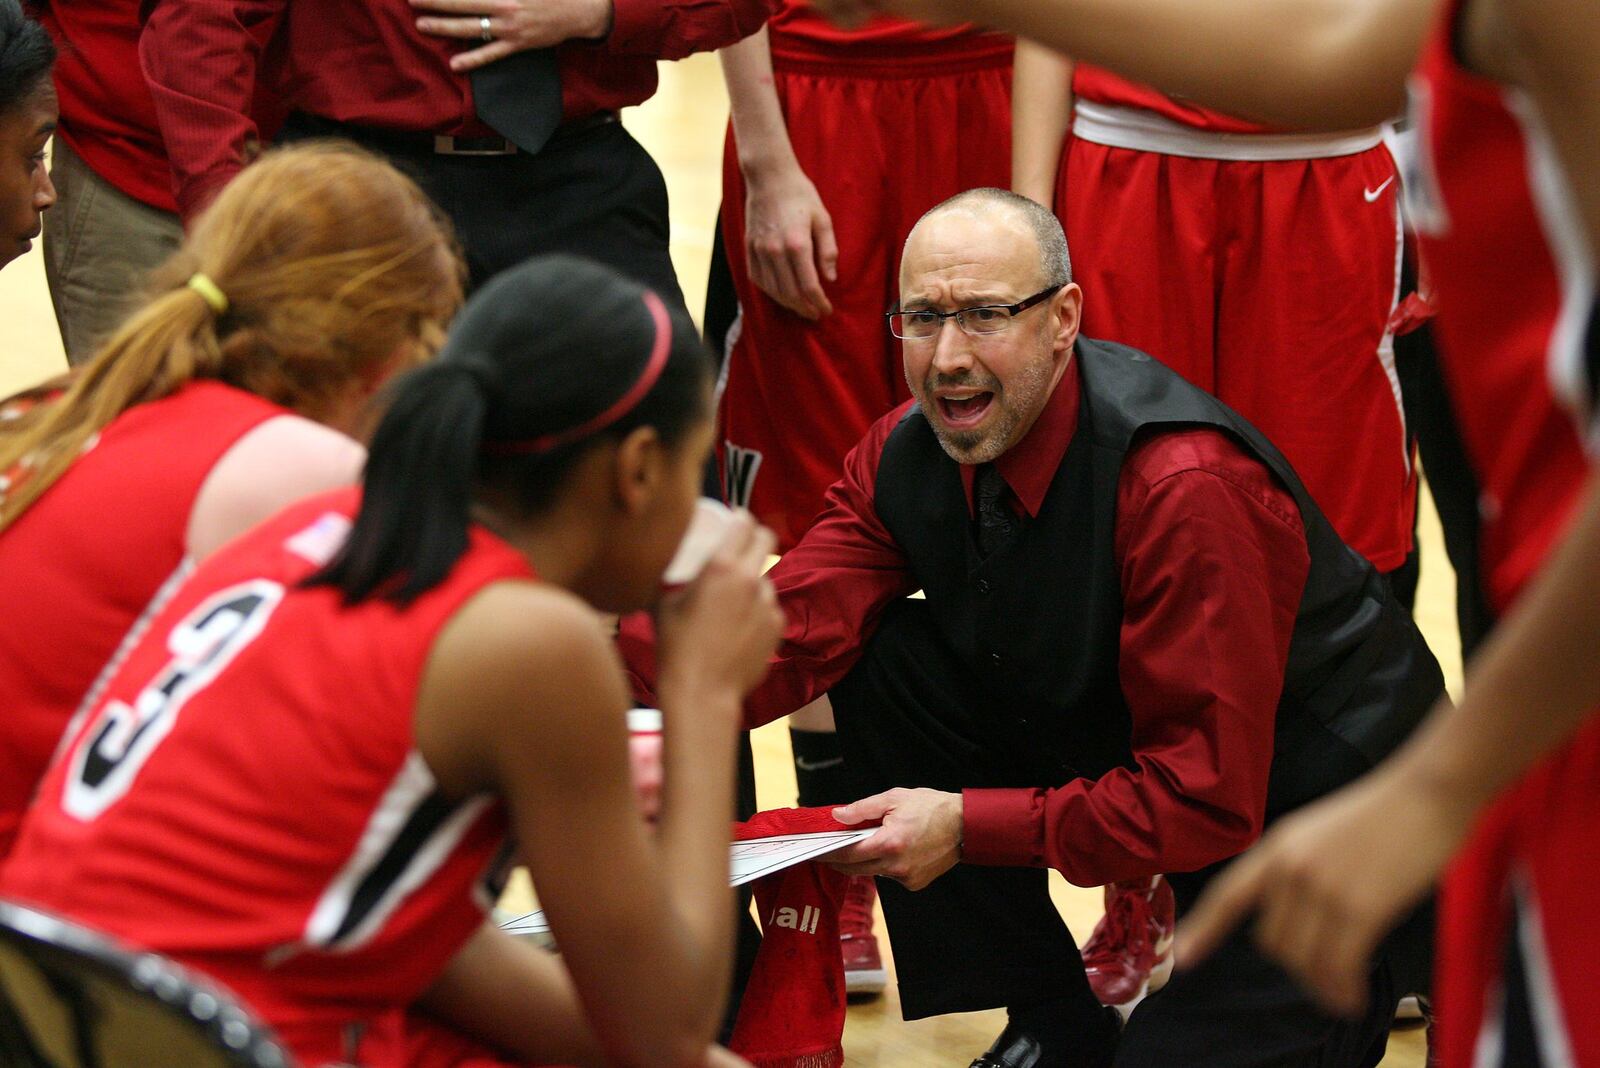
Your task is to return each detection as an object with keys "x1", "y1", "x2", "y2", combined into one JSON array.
[{"x1": 728, "y1": 807, "x2": 878, "y2": 1068}]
